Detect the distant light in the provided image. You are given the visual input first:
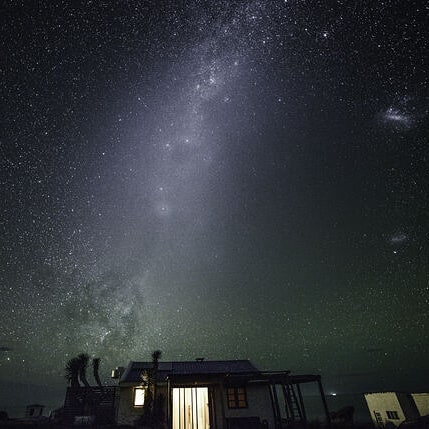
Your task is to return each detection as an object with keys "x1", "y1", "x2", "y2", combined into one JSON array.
[{"x1": 331, "y1": 392, "x2": 337, "y2": 396}]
